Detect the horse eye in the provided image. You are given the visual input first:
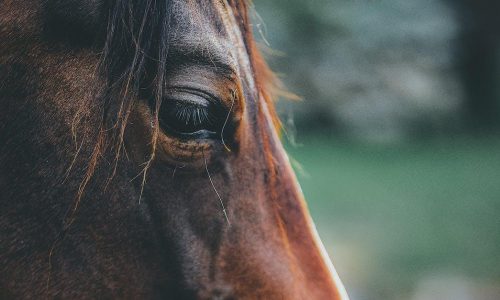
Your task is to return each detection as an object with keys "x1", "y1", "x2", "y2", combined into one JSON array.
[{"x1": 158, "y1": 91, "x2": 225, "y2": 139}]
